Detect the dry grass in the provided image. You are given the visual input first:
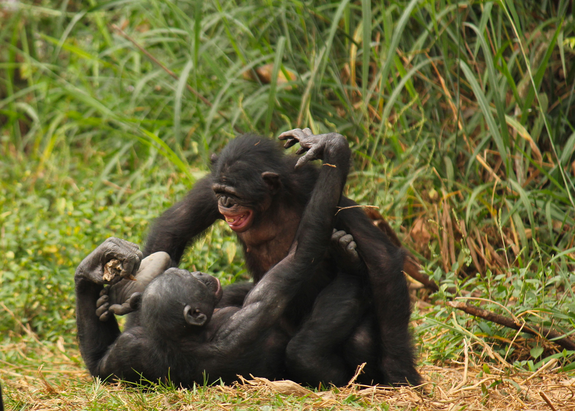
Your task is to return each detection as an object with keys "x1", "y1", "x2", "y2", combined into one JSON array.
[{"x1": 2, "y1": 334, "x2": 573, "y2": 410}]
